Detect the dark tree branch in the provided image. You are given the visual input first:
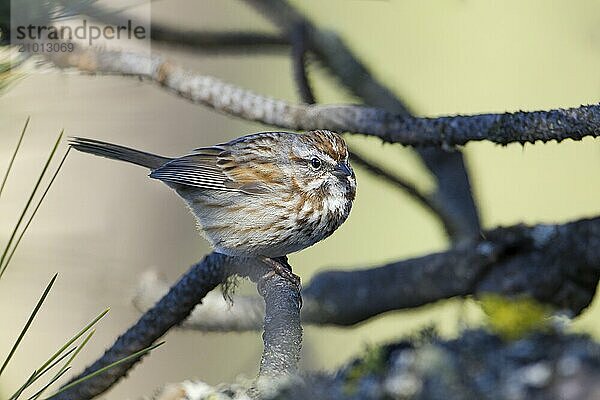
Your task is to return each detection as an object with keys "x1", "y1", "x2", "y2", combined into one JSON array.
[
  {"x1": 242, "y1": 0, "x2": 480, "y2": 241},
  {"x1": 415, "y1": 147, "x2": 480, "y2": 240},
  {"x1": 304, "y1": 217, "x2": 600, "y2": 324},
  {"x1": 136, "y1": 216, "x2": 600, "y2": 331},
  {"x1": 62, "y1": 3, "x2": 600, "y2": 150}
]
